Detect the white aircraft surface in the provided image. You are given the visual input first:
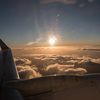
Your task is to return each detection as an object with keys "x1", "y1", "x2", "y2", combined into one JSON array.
[{"x1": 0, "y1": 39, "x2": 100, "y2": 100}]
